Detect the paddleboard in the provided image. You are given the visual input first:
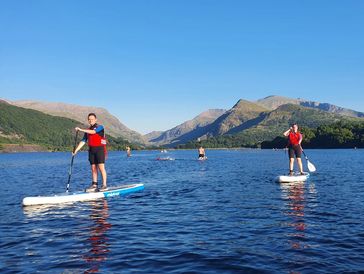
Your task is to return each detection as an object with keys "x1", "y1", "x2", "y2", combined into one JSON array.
[
  {"x1": 22, "y1": 183, "x2": 144, "y2": 206},
  {"x1": 276, "y1": 172, "x2": 310, "y2": 183},
  {"x1": 156, "y1": 157, "x2": 174, "y2": 161}
]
